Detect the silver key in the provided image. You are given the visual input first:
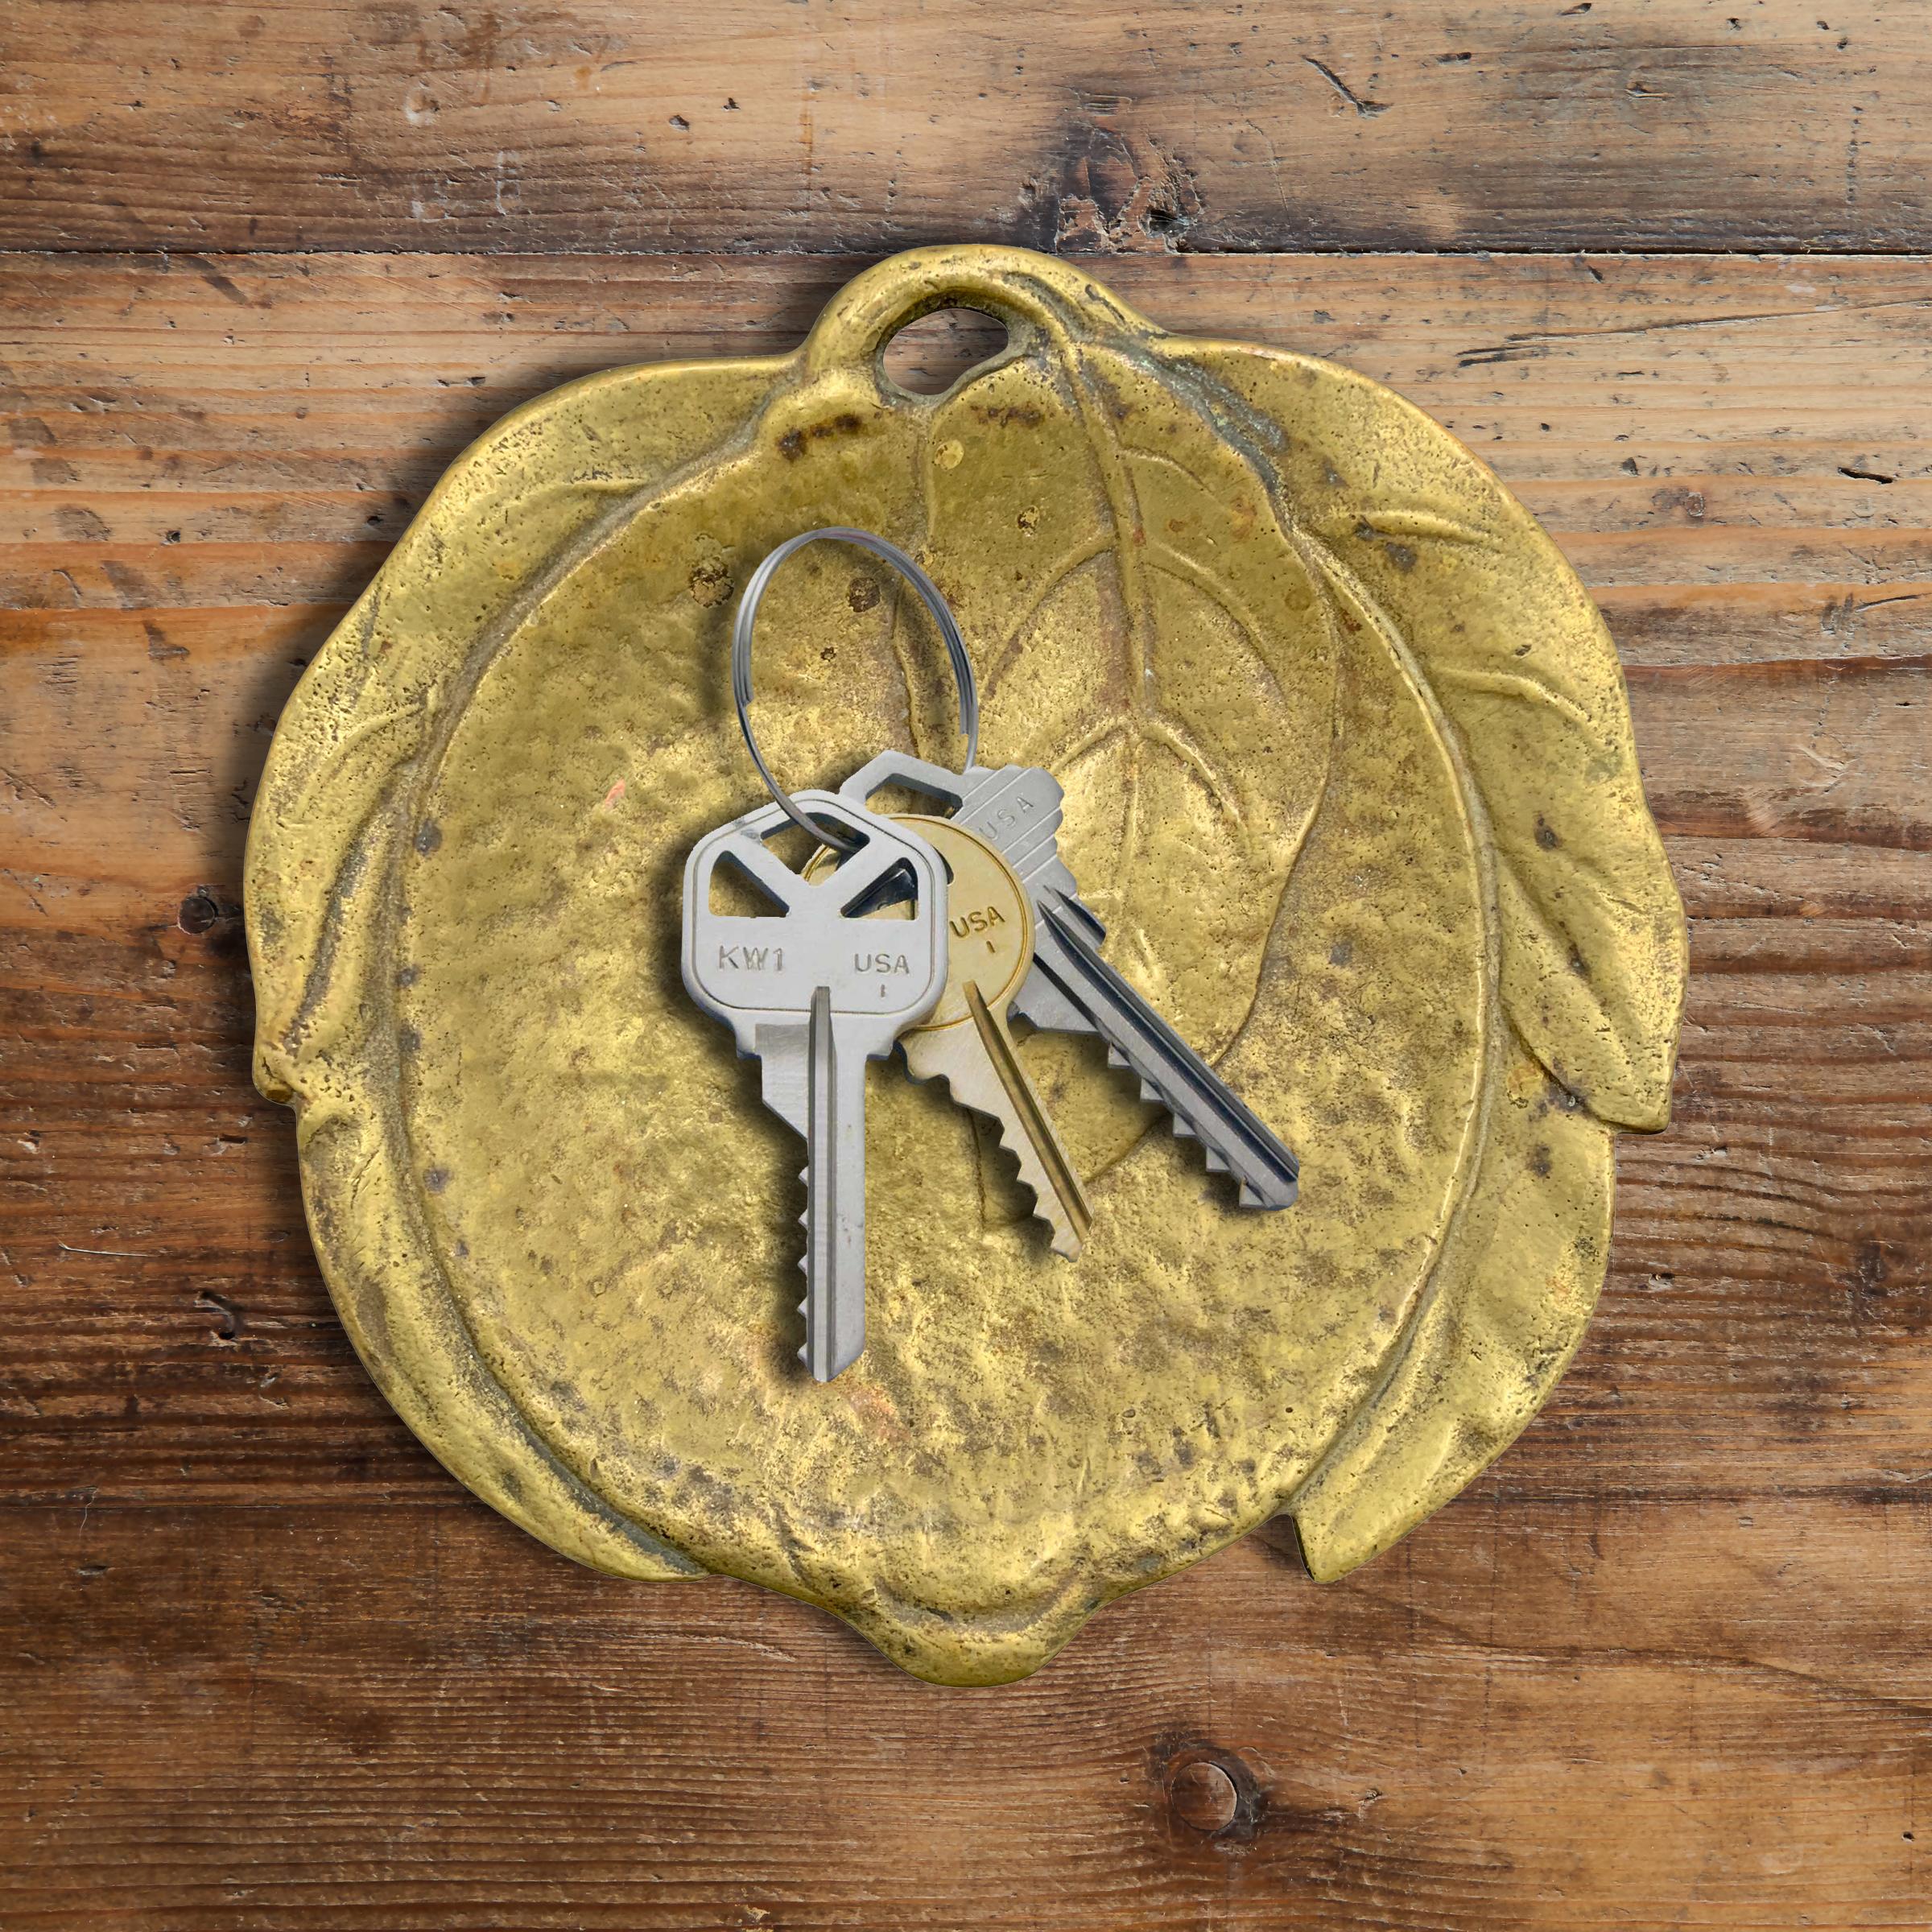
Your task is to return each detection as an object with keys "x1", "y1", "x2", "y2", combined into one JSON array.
[
  {"x1": 682, "y1": 791, "x2": 948, "y2": 1380},
  {"x1": 836, "y1": 753, "x2": 1298, "y2": 1212}
]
